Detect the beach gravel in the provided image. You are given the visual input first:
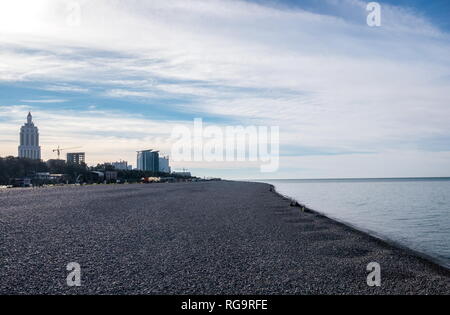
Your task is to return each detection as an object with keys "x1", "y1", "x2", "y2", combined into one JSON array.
[{"x1": 0, "y1": 181, "x2": 448, "y2": 295}]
